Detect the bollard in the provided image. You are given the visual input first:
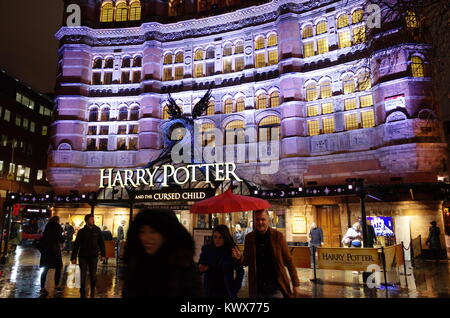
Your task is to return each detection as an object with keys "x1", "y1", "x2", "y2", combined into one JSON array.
[
  {"x1": 380, "y1": 246, "x2": 393, "y2": 288},
  {"x1": 309, "y1": 245, "x2": 321, "y2": 284}
]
